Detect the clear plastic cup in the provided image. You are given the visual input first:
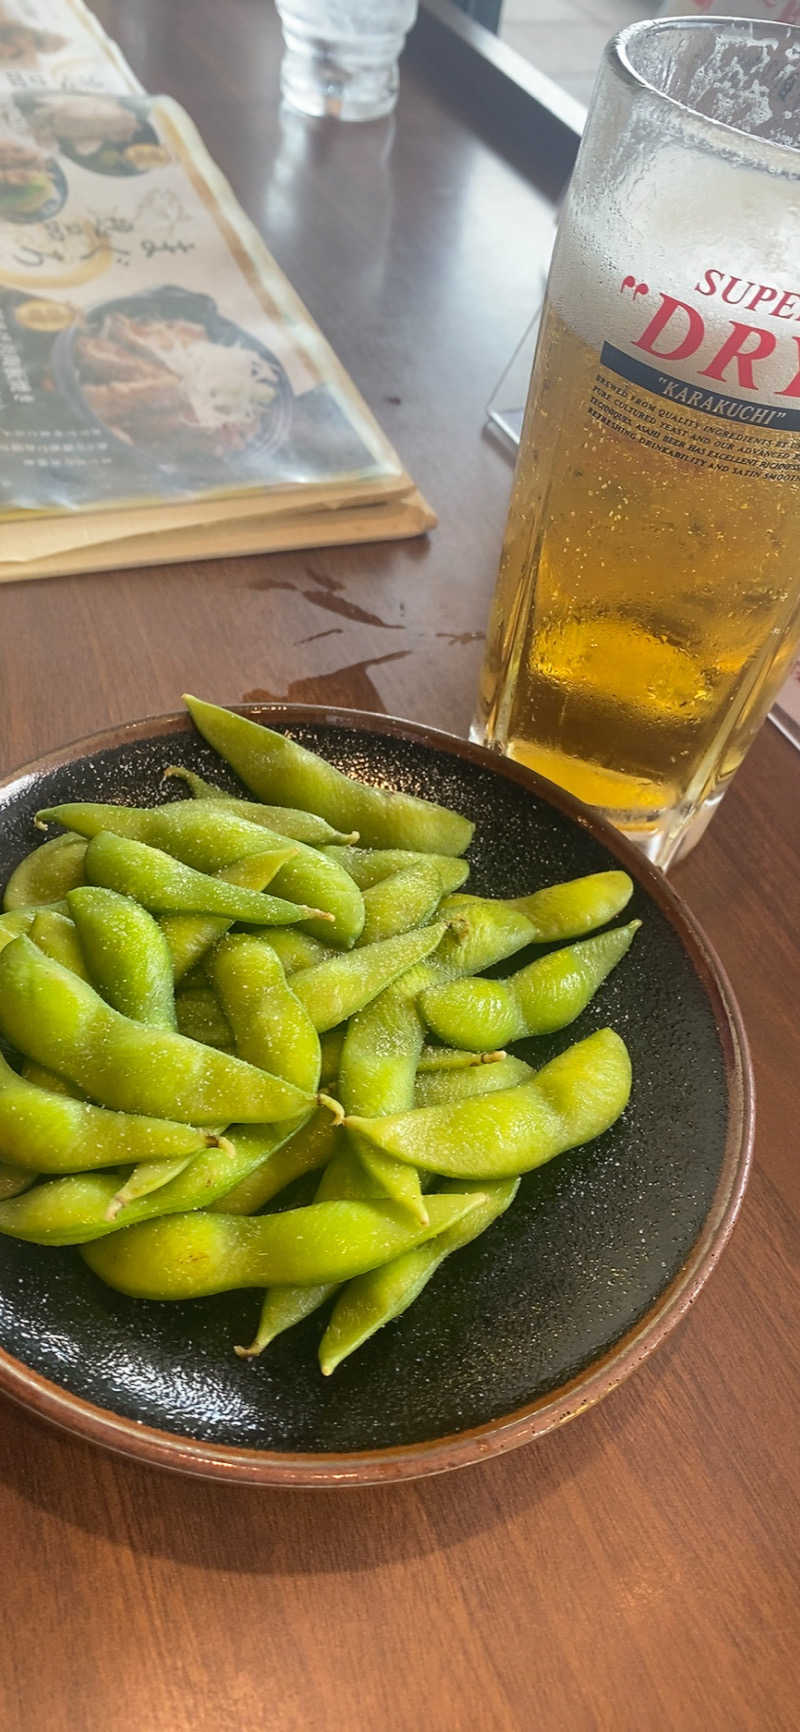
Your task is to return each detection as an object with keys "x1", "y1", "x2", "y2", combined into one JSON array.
[{"x1": 275, "y1": 0, "x2": 419, "y2": 122}]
